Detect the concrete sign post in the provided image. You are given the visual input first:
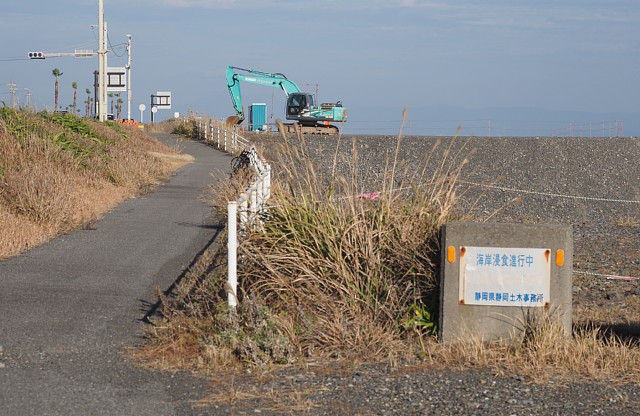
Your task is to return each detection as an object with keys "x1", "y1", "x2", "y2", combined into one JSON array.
[{"x1": 439, "y1": 222, "x2": 572, "y2": 343}]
